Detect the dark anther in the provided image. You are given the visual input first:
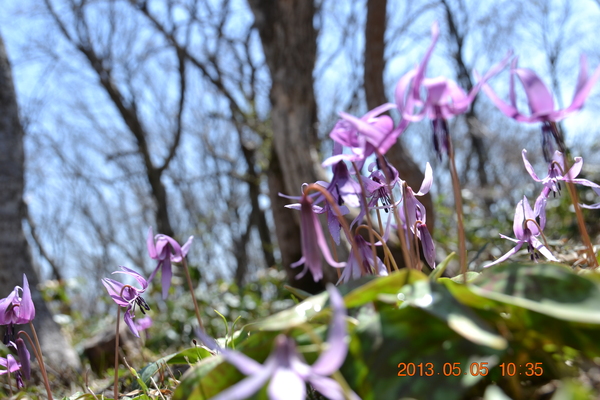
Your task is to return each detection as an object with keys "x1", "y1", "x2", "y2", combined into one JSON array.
[{"x1": 335, "y1": 185, "x2": 343, "y2": 206}]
